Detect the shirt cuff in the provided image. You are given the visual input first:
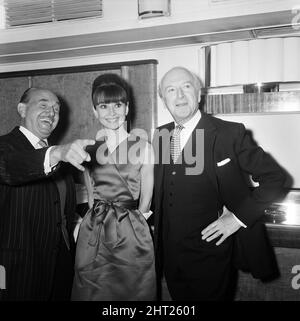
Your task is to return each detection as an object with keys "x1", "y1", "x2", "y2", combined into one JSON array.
[
  {"x1": 44, "y1": 146, "x2": 58, "y2": 174},
  {"x1": 232, "y1": 214, "x2": 247, "y2": 228}
]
